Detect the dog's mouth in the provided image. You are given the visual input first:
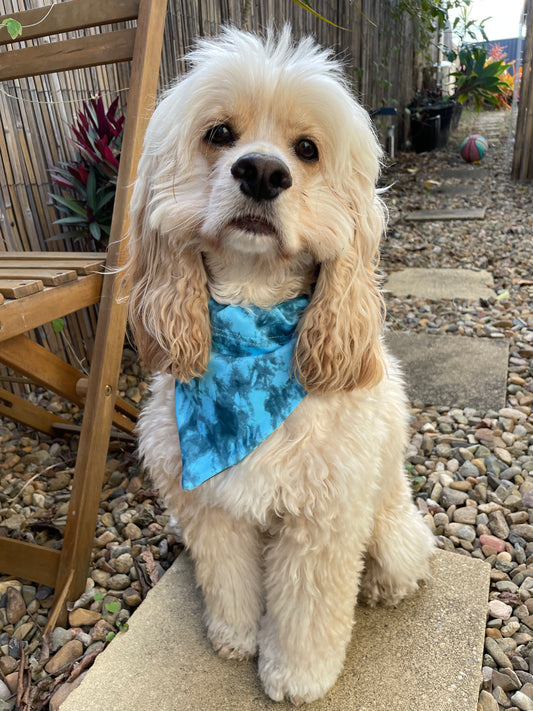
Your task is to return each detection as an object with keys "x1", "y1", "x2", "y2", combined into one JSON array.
[
  {"x1": 227, "y1": 216, "x2": 279, "y2": 239},
  {"x1": 212, "y1": 214, "x2": 287, "y2": 257}
]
